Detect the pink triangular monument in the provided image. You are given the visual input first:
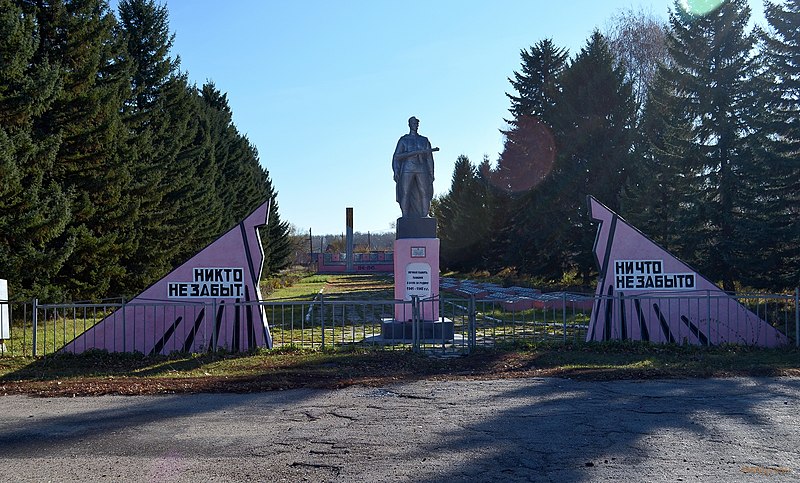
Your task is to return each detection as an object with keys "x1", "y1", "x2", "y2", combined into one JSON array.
[
  {"x1": 587, "y1": 196, "x2": 788, "y2": 347},
  {"x1": 62, "y1": 201, "x2": 273, "y2": 355}
]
